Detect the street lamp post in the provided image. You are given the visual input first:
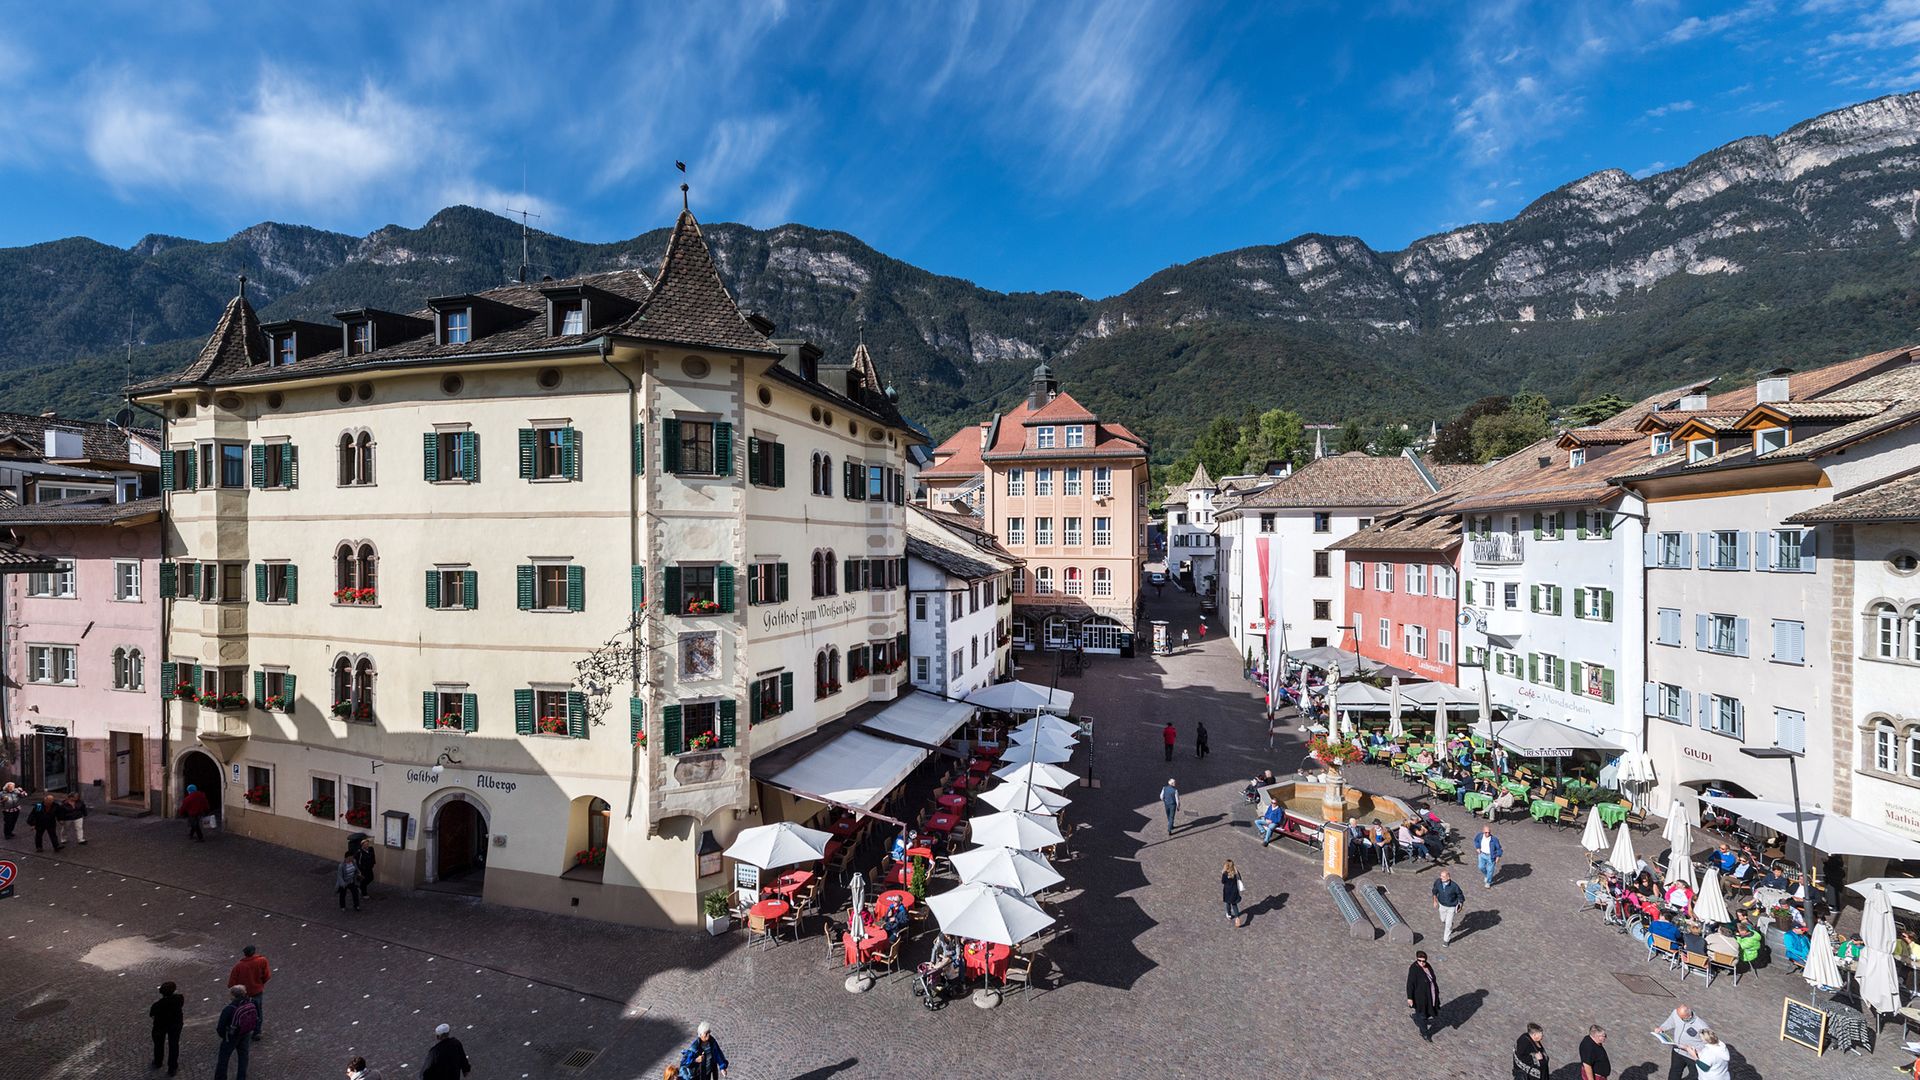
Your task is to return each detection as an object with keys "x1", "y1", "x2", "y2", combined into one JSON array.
[{"x1": 1739, "y1": 746, "x2": 1819, "y2": 946}]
